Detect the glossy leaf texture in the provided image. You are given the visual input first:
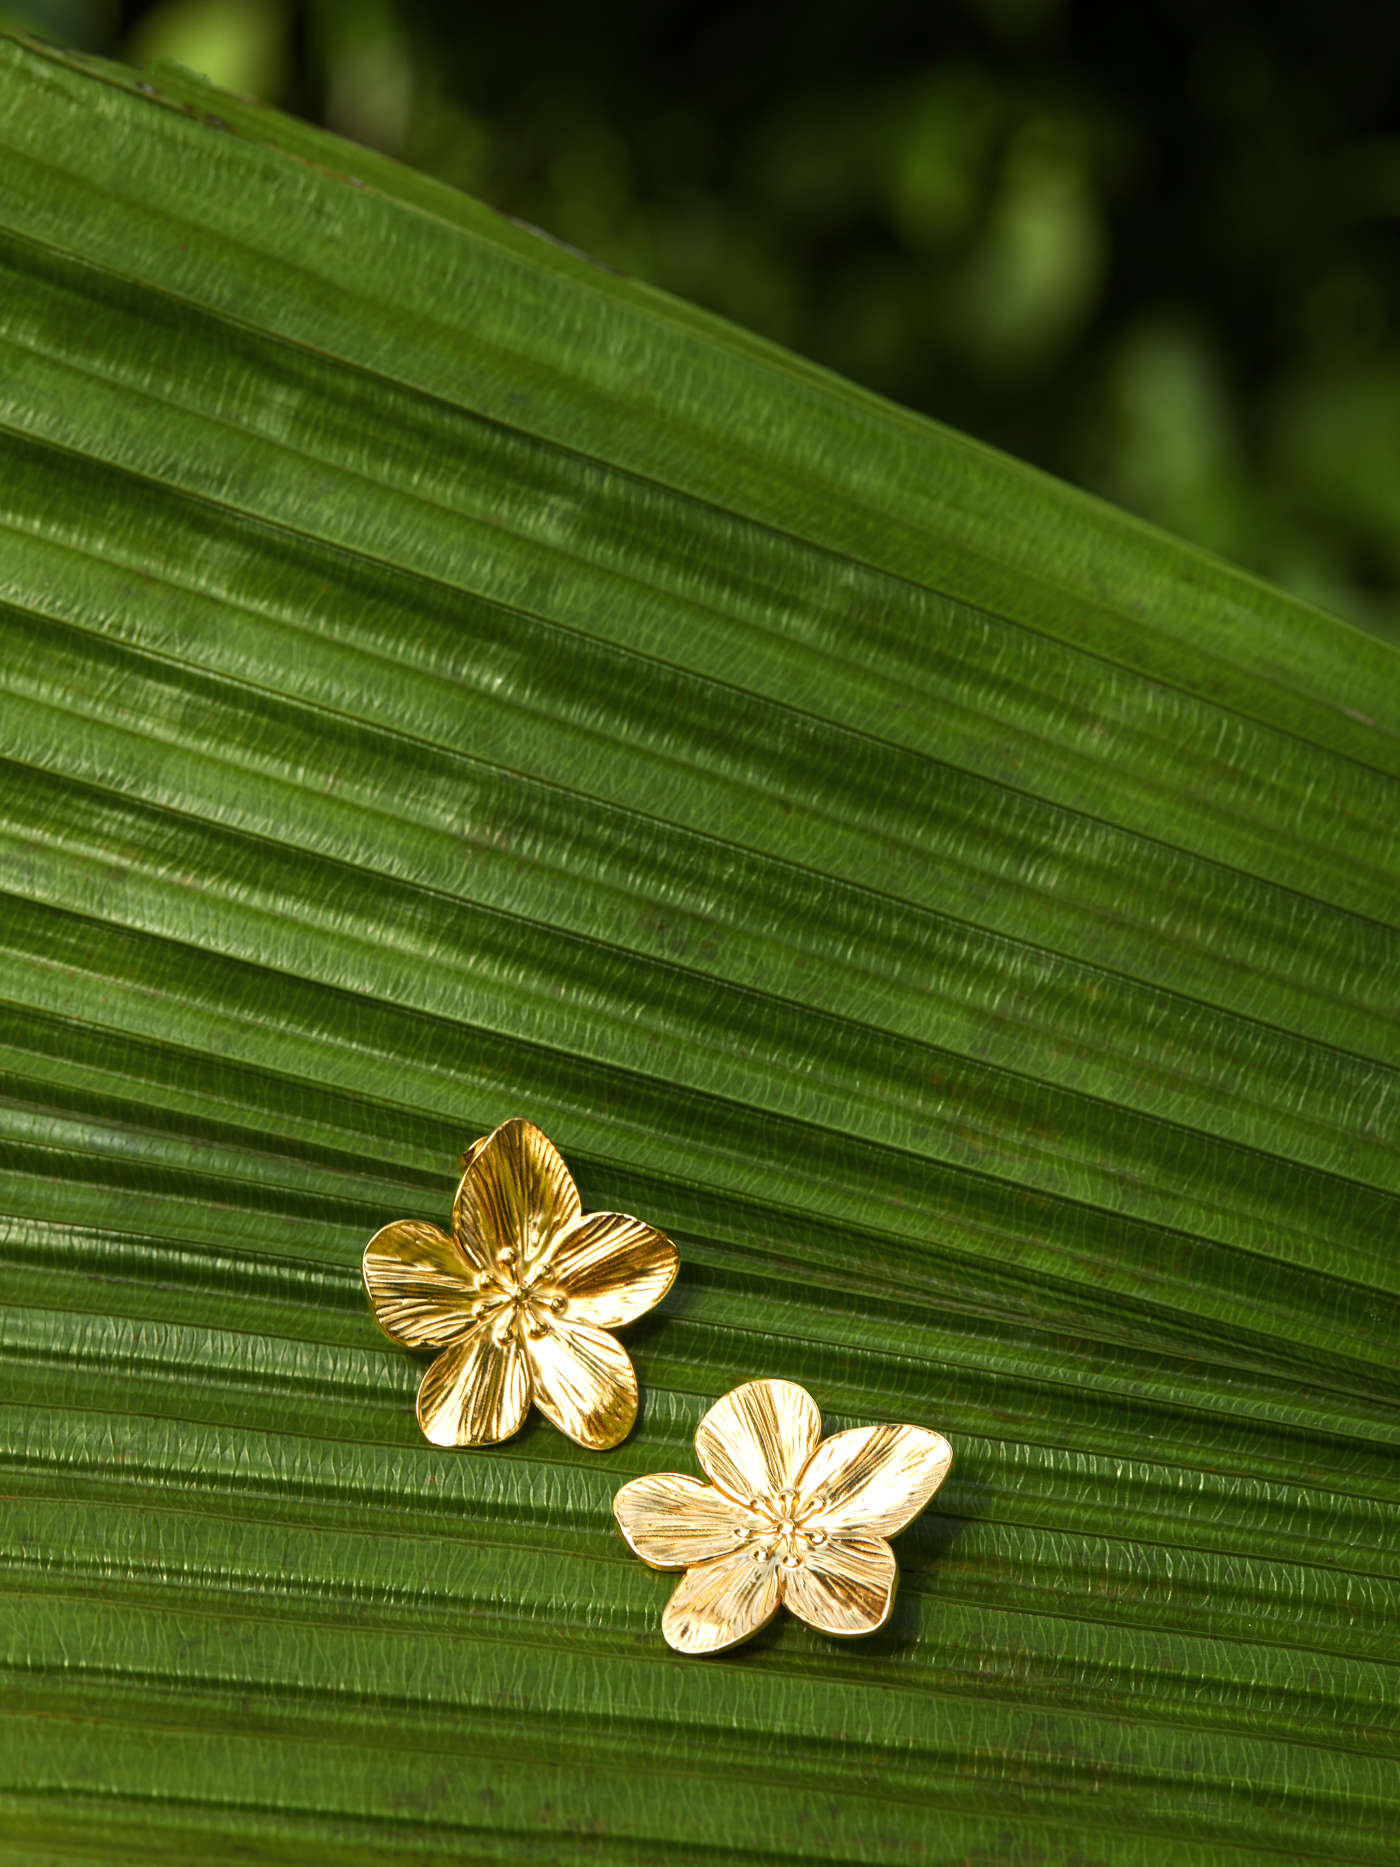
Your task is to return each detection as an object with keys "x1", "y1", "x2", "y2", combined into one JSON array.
[{"x1": 0, "y1": 33, "x2": 1397, "y2": 1867}]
